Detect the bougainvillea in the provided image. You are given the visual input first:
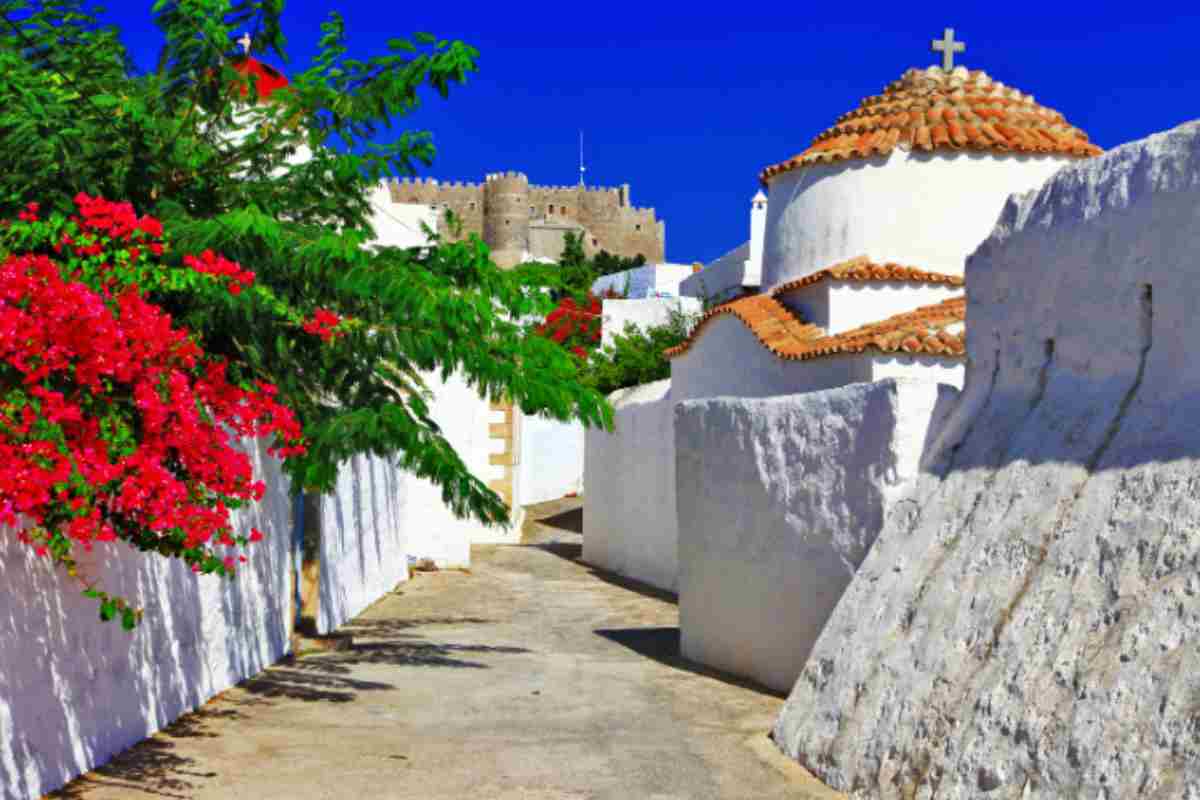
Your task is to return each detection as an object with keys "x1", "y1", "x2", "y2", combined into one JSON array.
[
  {"x1": 536, "y1": 292, "x2": 614, "y2": 360},
  {"x1": 0, "y1": 195, "x2": 305, "y2": 628},
  {"x1": 302, "y1": 308, "x2": 346, "y2": 342}
]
